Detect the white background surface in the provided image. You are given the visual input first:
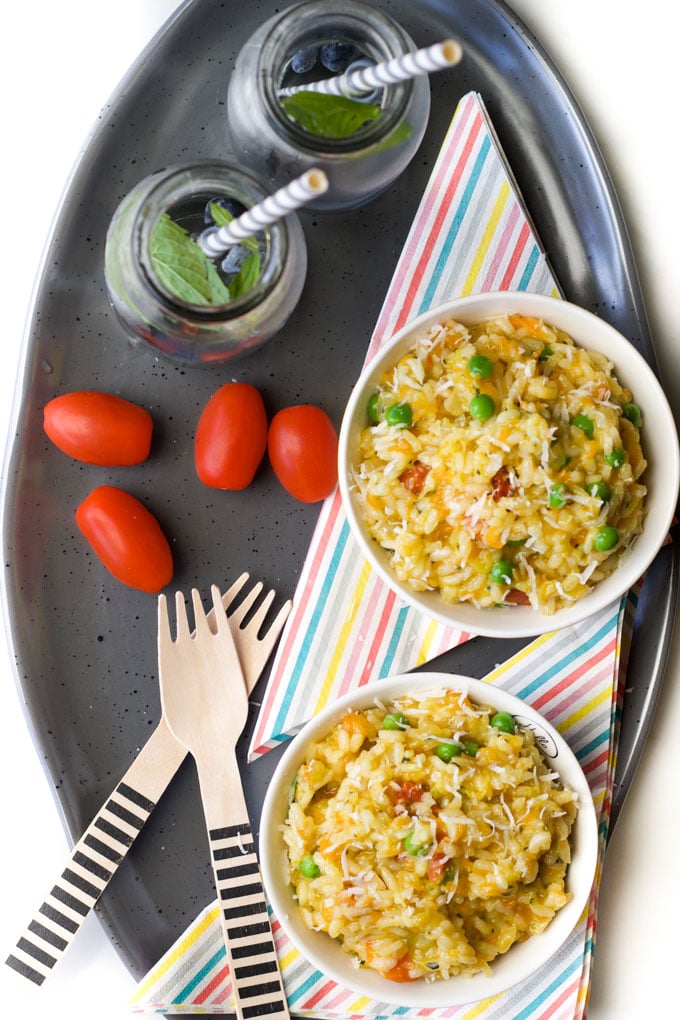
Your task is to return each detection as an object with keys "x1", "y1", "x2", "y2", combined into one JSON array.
[{"x1": 1, "y1": 2, "x2": 677, "y2": 1017}]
